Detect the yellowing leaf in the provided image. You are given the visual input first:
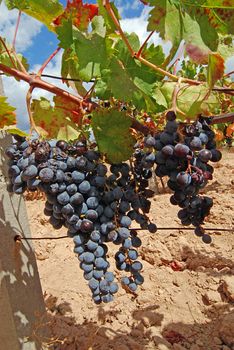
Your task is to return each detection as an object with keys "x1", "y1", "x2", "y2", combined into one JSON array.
[
  {"x1": 0, "y1": 96, "x2": 16, "y2": 129},
  {"x1": 207, "y1": 53, "x2": 225, "y2": 88},
  {"x1": 31, "y1": 97, "x2": 81, "y2": 141}
]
